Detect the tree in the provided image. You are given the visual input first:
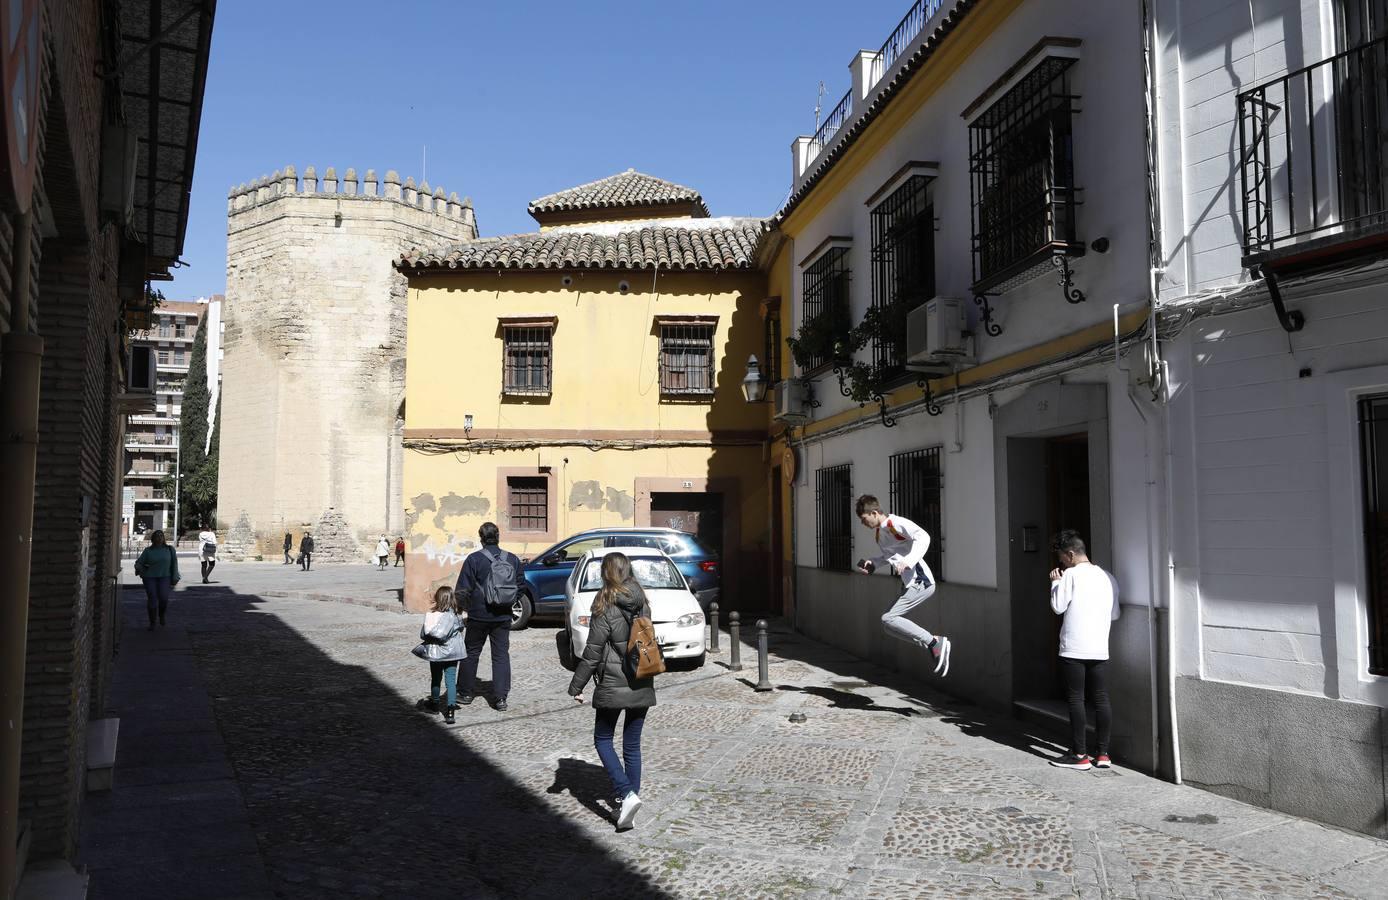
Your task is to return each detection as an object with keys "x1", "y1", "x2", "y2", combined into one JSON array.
[
  {"x1": 179, "y1": 314, "x2": 210, "y2": 472},
  {"x1": 183, "y1": 396, "x2": 220, "y2": 528}
]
